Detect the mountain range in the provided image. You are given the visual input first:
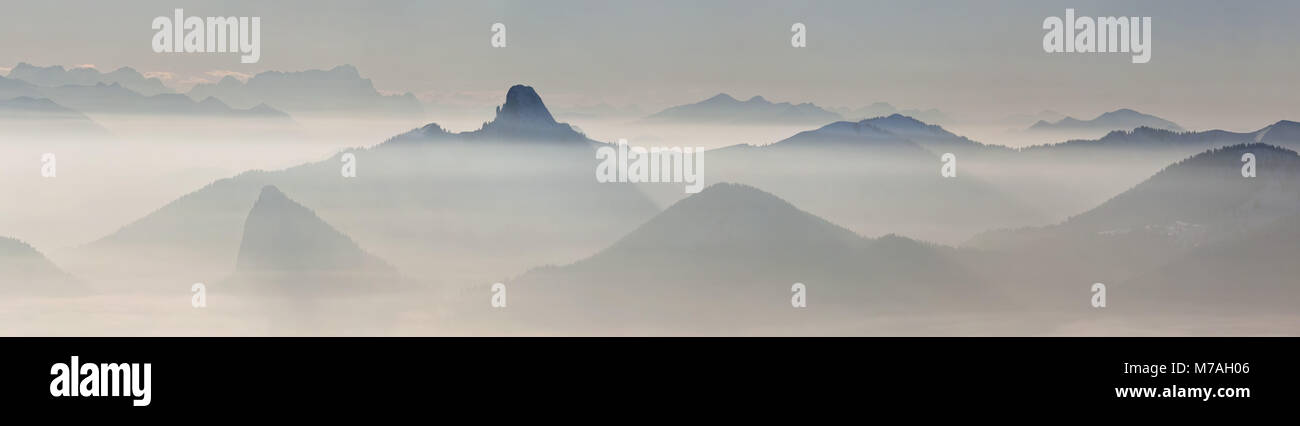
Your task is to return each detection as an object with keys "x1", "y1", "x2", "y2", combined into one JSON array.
[
  {"x1": 642, "y1": 94, "x2": 953, "y2": 127},
  {"x1": 894, "y1": 119, "x2": 1300, "y2": 229},
  {"x1": 501, "y1": 183, "x2": 999, "y2": 333},
  {"x1": 480, "y1": 139, "x2": 1300, "y2": 332},
  {"x1": 2, "y1": 63, "x2": 429, "y2": 119},
  {"x1": 6, "y1": 63, "x2": 173, "y2": 96},
  {"x1": 830, "y1": 103, "x2": 952, "y2": 125},
  {"x1": 0, "y1": 75, "x2": 287, "y2": 118},
  {"x1": 696, "y1": 114, "x2": 1039, "y2": 244},
  {"x1": 0, "y1": 96, "x2": 107, "y2": 136},
  {"x1": 7, "y1": 75, "x2": 1295, "y2": 334},
  {"x1": 644, "y1": 93, "x2": 843, "y2": 125},
  {"x1": 62, "y1": 84, "x2": 658, "y2": 290},
  {"x1": 1028, "y1": 108, "x2": 1183, "y2": 134},
  {"x1": 966, "y1": 143, "x2": 1300, "y2": 312},
  {"x1": 186, "y1": 65, "x2": 423, "y2": 116}
]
